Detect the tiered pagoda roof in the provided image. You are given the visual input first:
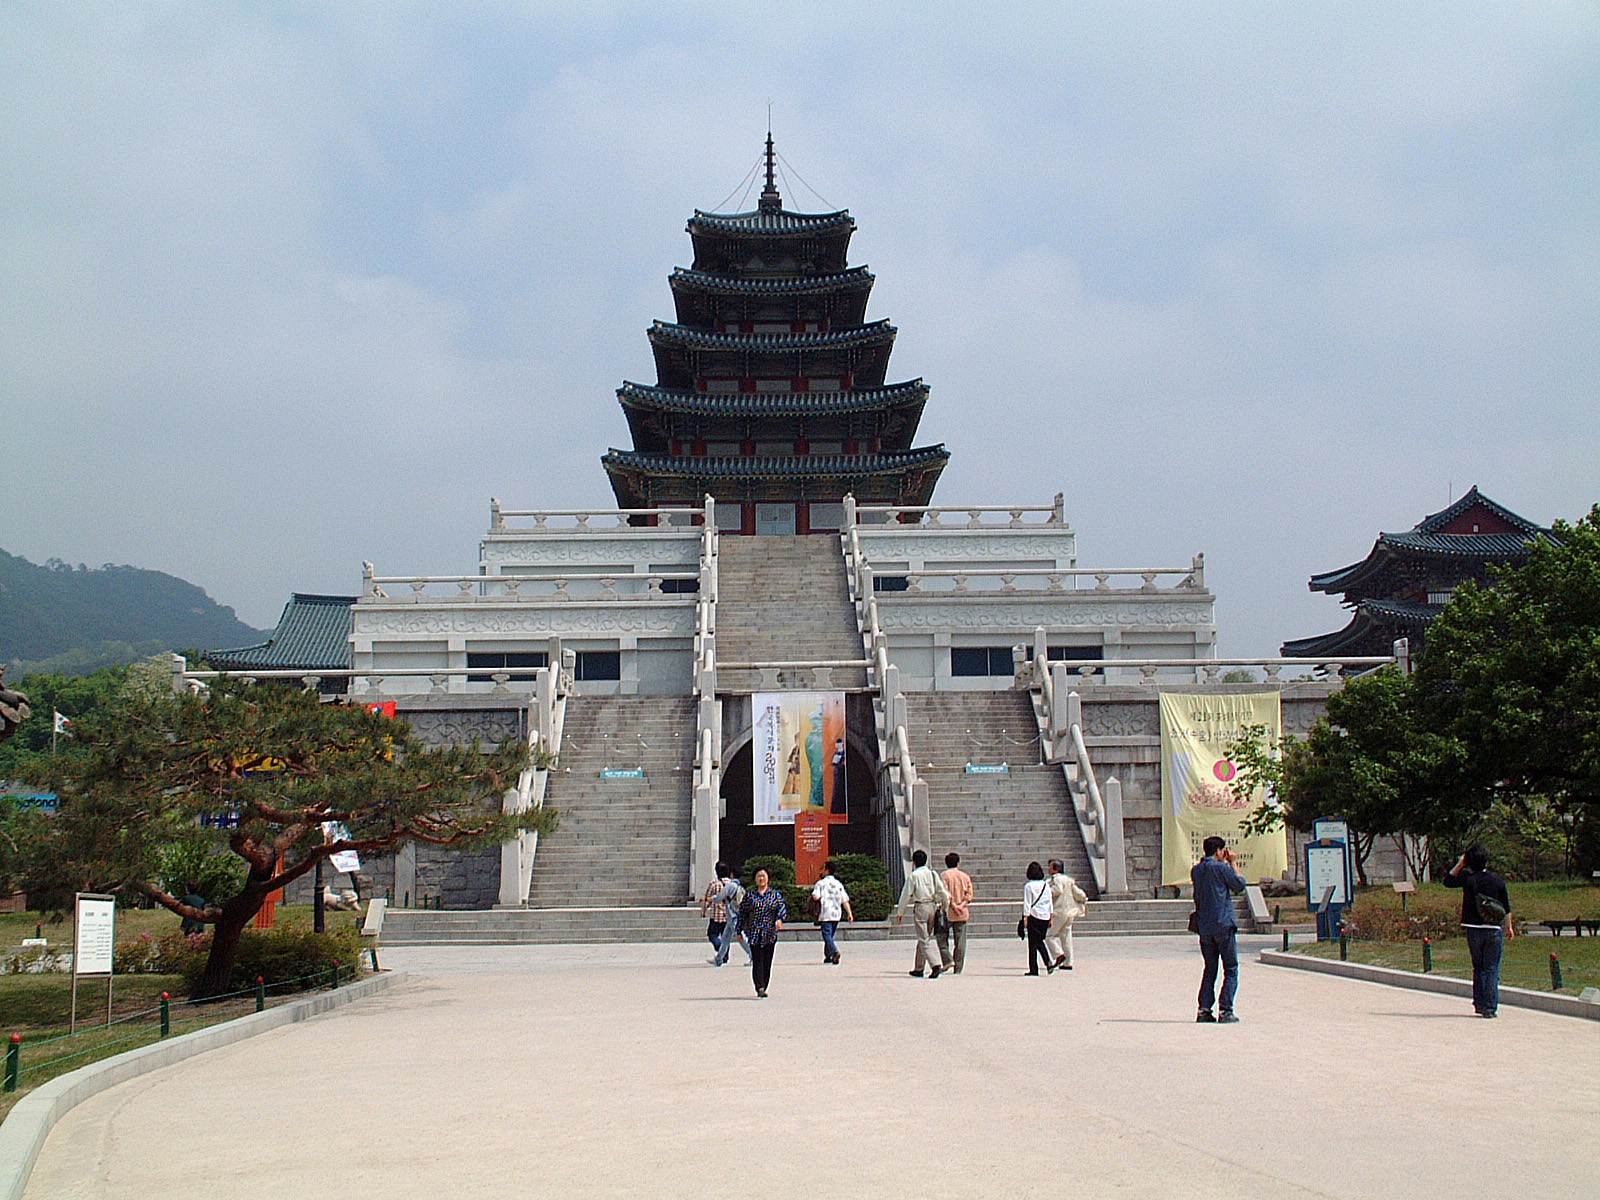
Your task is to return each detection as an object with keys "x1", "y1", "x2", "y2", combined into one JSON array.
[
  {"x1": 603, "y1": 135, "x2": 947, "y2": 528},
  {"x1": 1282, "y1": 487, "x2": 1552, "y2": 658}
]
